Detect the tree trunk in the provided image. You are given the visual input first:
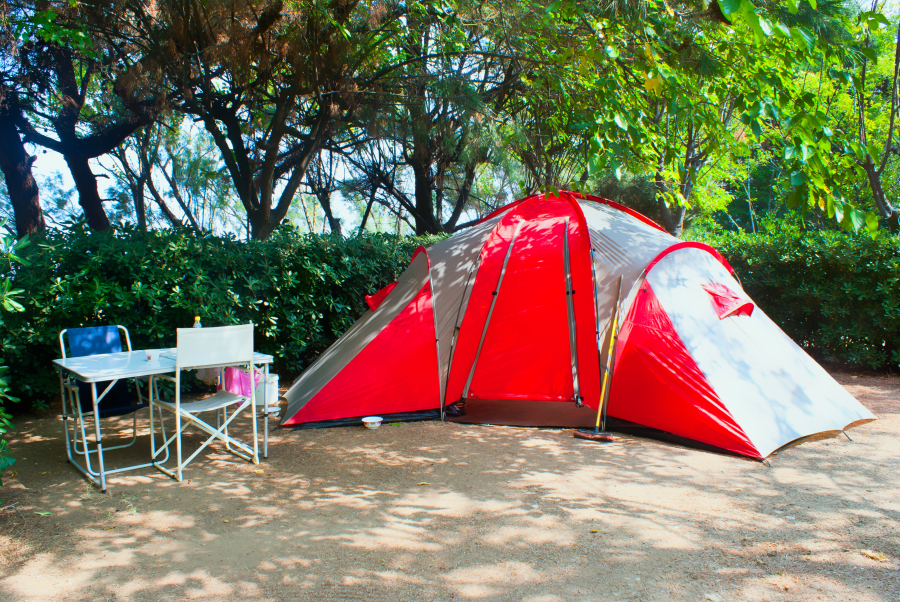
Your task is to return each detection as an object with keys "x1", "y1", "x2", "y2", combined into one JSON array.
[
  {"x1": 64, "y1": 153, "x2": 110, "y2": 230},
  {"x1": 357, "y1": 186, "x2": 377, "y2": 236},
  {"x1": 133, "y1": 173, "x2": 148, "y2": 231},
  {"x1": 410, "y1": 148, "x2": 438, "y2": 234},
  {"x1": 316, "y1": 189, "x2": 342, "y2": 236},
  {"x1": 145, "y1": 177, "x2": 182, "y2": 228},
  {"x1": 655, "y1": 172, "x2": 686, "y2": 237},
  {"x1": 862, "y1": 156, "x2": 900, "y2": 232},
  {"x1": 443, "y1": 161, "x2": 478, "y2": 232},
  {"x1": 0, "y1": 106, "x2": 44, "y2": 238}
]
